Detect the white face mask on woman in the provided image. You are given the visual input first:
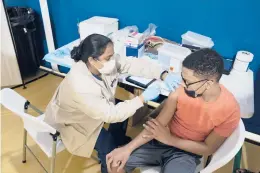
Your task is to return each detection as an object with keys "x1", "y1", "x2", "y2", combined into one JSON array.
[{"x1": 97, "y1": 58, "x2": 116, "y2": 74}]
